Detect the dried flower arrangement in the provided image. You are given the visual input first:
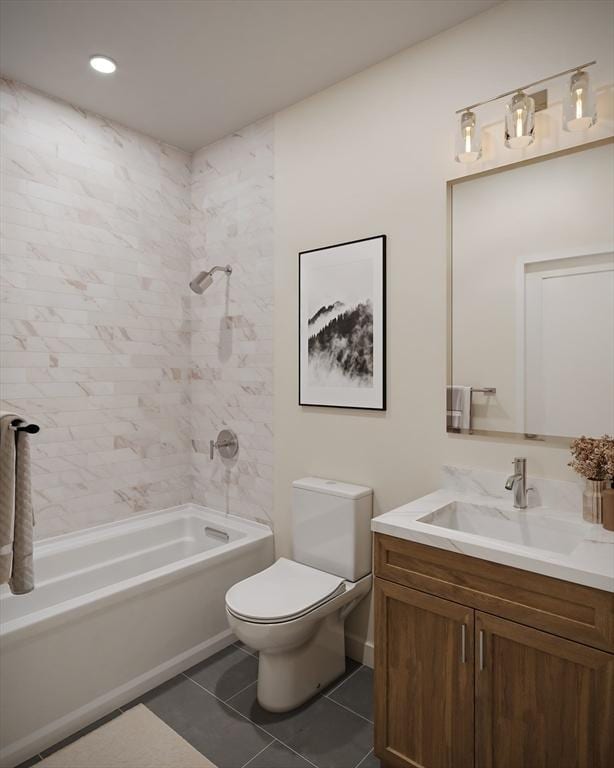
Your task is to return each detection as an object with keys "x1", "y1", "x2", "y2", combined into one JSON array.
[{"x1": 569, "y1": 435, "x2": 614, "y2": 481}]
